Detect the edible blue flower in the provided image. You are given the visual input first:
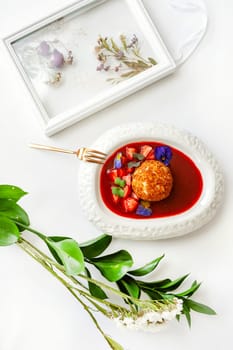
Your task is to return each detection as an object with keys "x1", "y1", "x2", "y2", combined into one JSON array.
[
  {"x1": 155, "y1": 146, "x2": 172, "y2": 166},
  {"x1": 136, "y1": 205, "x2": 152, "y2": 217},
  {"x1": 114, "y1": 152, "x2": 122, "y2": 169}
]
